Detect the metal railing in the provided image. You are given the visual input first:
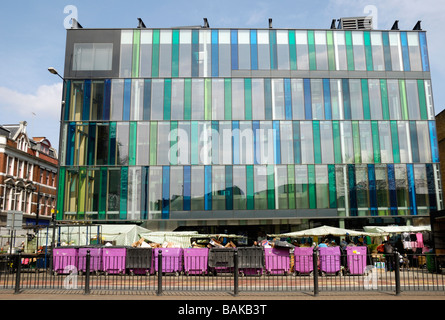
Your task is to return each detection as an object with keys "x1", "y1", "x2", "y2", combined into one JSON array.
[{"x1": 1, "y1": 248, "x2": 444, "y2": 296}]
